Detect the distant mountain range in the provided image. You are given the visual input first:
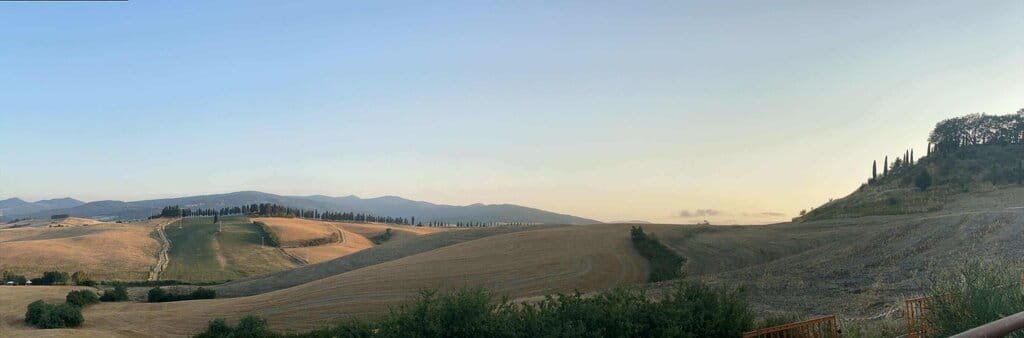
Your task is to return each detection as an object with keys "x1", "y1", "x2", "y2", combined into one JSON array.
[
  {"x1": 0, "y1": 197, "x2": 85, "y2": 218},
  {"x1": 0, "y1": 191, "x2": 599, "y2": 225}
]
